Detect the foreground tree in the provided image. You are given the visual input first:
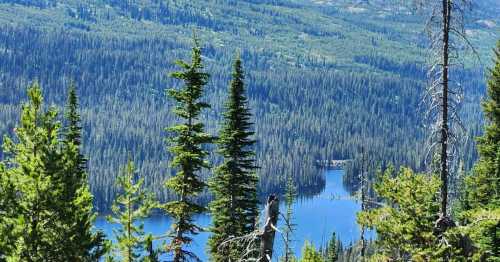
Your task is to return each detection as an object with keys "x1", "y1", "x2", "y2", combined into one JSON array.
[
  {"x1": 420, "y1": 0, "x2": 474, "y2": 235},
  {"x1": 357, "y1": 167, "x2": 444, "y2": 260},
  {"x1": 0, "y1": 83, "x2": 65, "y2": 261},
  {"x1": 59, "y1": 84, "x2": 106, "y2": 261},
  {"x1": 208, "y1": 56, "x2": 259, "y2": 261},
  {"x1": 107, "y1": 159, "x2": 157, "y2": 262},
  {"x1": 164, "y1": 38, "x2": 213, "y2": 261},
  {"x1": 462, "y1": 41, "x2": 500, "y2": 260}
]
